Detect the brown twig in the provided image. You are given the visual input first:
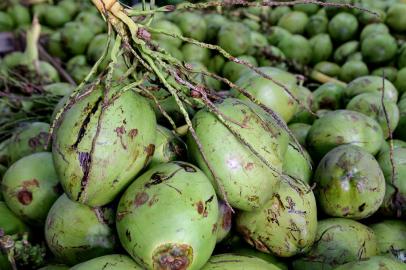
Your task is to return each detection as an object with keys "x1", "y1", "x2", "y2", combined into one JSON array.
[
  {"x1": 176, "y1": 0, "x2": 379, "y2": 16},
  {"x1": 37, "y1": 44, "x2": 77, "y2": 86}
]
